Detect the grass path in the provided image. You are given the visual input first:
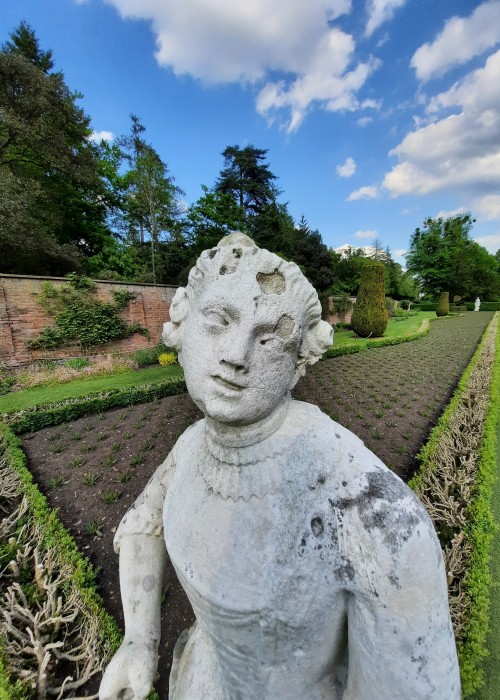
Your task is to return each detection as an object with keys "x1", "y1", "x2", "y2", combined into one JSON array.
[
  {"x1": 0, "y1": 364, "x2": 183, "y2": 414},
  {"x1": 472, "y1": 417, "x2": 500, "y2": 700},
  {"x1": 333, "y1": 310, "x2": 435, "y2": 348}
]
